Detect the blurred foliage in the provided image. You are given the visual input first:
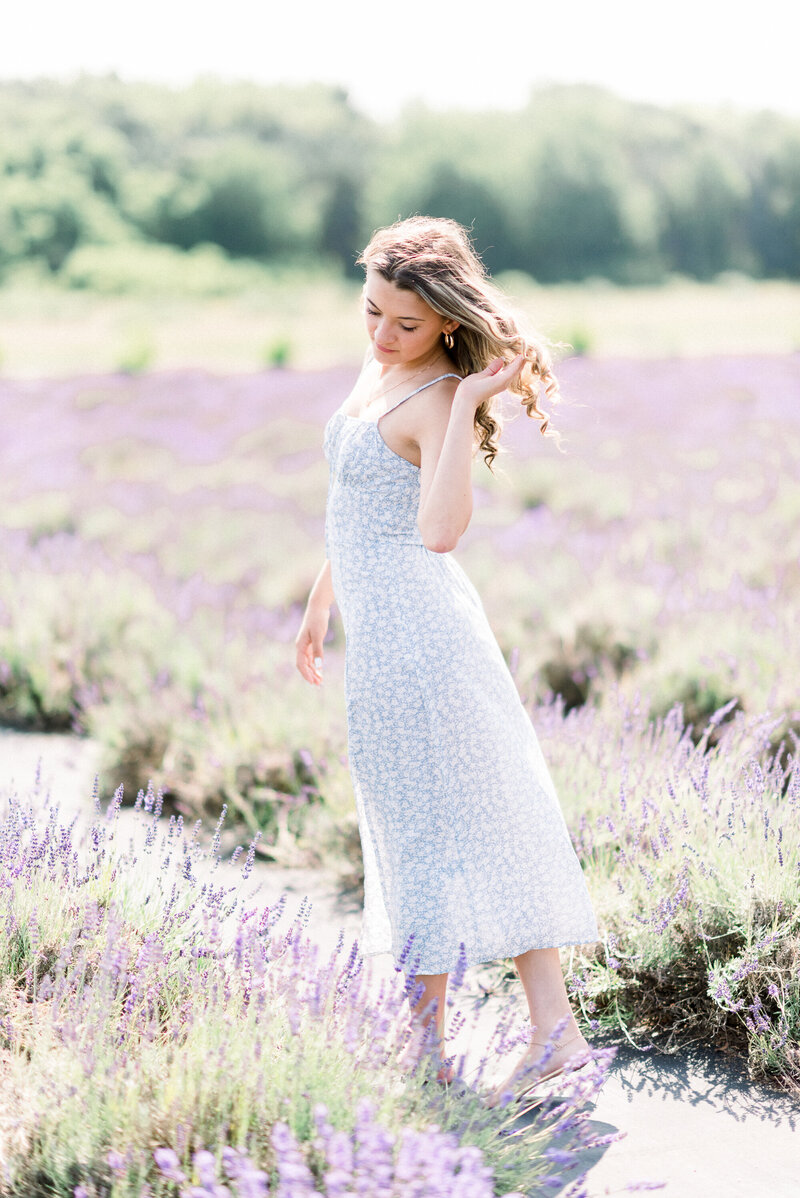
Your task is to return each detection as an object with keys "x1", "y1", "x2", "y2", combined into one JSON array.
[
  {"x1": 1, "y1": 77, "x2": 800, "y2": 289},
  {"x1": 1, "y1": 355, "x2": 798, "y2": 866},
  {"x1": 113, "y1": 322, "x2": 156, "y2": 373},
  {"x1": 262, "y1": 336, "x2": 293, "y2": 368},
  {"x1": 60, "y1": 239, "x2": 269, "y2": 295}
]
